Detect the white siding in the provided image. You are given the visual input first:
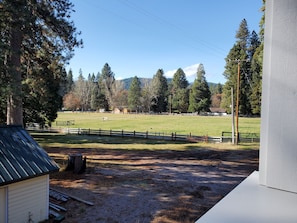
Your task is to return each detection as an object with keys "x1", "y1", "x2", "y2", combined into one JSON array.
[
  {"x1": 8, "y1": 175, "x2": 49, "y2": 223},
  {"x1": 0, "y1": 186, "x2": 8, "y2": 223},
  {"x1": 259, "y1": 0, "x2": 297, "y2": 193}
]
